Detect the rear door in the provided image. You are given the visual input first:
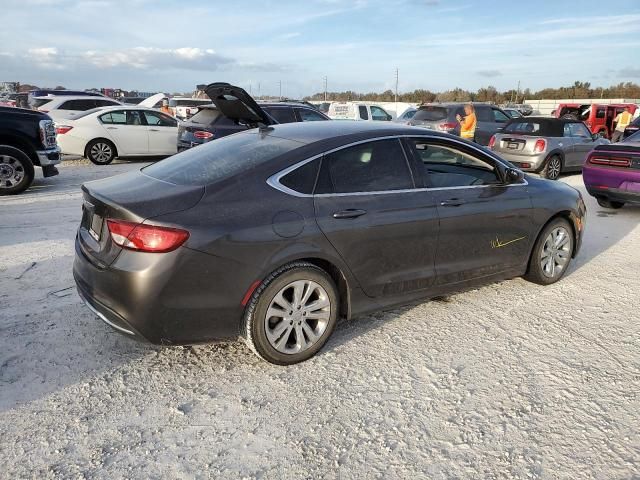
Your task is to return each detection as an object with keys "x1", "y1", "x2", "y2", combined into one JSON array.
[
  {"x1": 313, "y1": 138, "x2": 440, "y2": 297},
  {"x1": 98, "y1": 110, "x2": 148, "y2": 155},
  {"x1": 404, "y1": 137, "x2": 533, "y2": 285},
  {"x1": 141, "y1": 110, "x2": 178, "y2": 155}
]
